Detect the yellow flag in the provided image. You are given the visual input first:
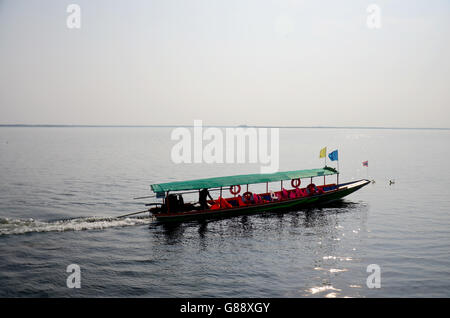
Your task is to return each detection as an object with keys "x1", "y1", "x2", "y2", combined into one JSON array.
[{"x1": 319, "y1": 147, "x2": 327, "y2": 158}]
